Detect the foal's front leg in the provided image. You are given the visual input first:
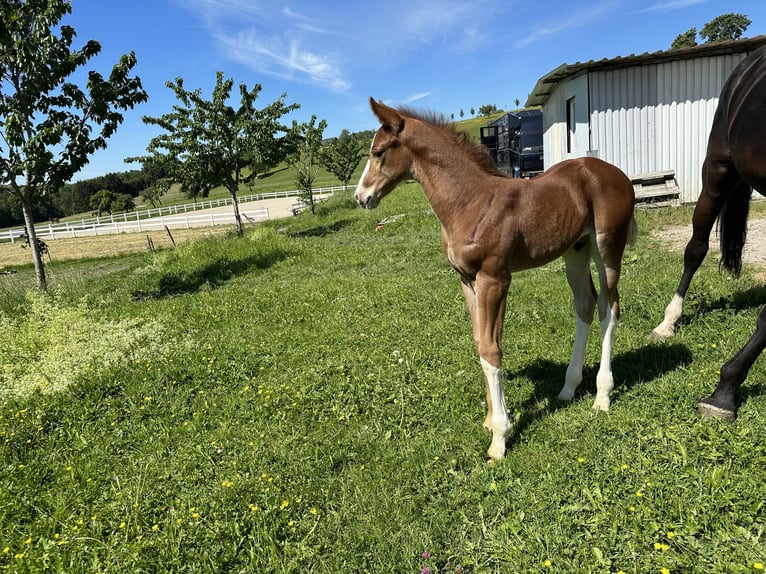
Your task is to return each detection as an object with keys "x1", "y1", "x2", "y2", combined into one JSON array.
[{"x1": 470, "y1": 272, "x2": 512, "y2": 460}]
